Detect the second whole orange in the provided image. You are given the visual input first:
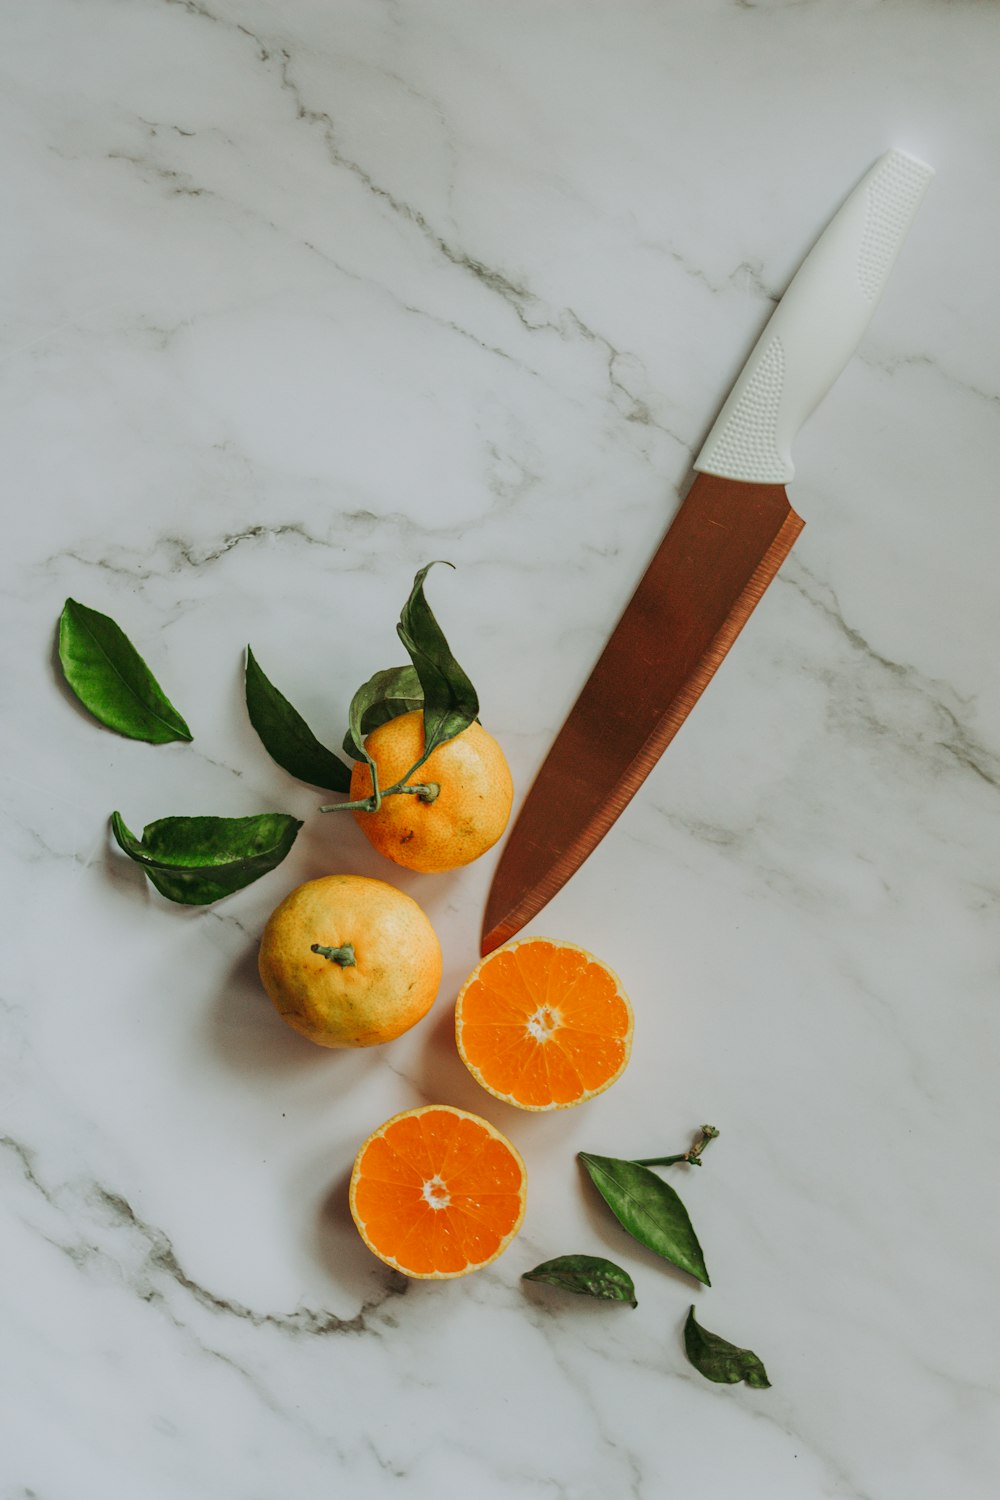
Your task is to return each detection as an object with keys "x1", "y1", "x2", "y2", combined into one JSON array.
[{"x1": 258, "y1": 874, "x2": 442, "y2": 1047}]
